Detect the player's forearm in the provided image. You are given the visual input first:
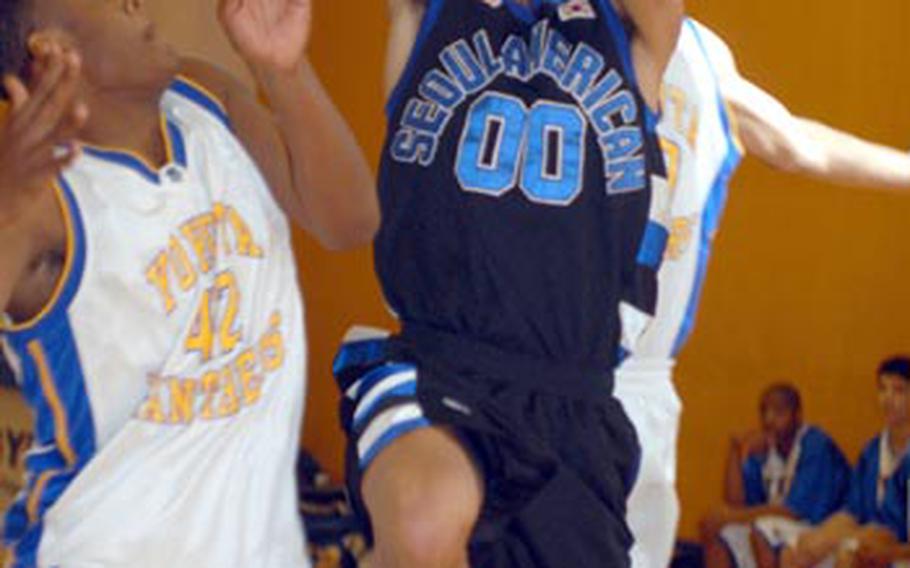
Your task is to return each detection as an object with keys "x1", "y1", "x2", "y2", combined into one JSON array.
[
  {"x1": 254, "y1": 60, "x2": 379, "y2": 250},
  {"x1": 795, "y1": 118, "x2": 910, "y2": 190},
  {"x1": 727, "y1": 77, "x2": 910, "y2": 191},
  {"x1": 385, "y1": 0, "x2": 425, "y2": 99}
]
